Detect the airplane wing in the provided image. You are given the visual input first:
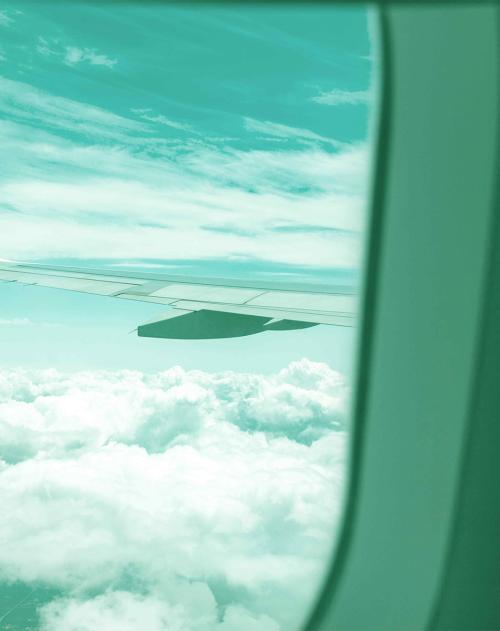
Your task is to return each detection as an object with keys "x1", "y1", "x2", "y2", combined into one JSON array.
[{"x1": 0, "y1": 261, "x2": 357, "y2": 339}]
